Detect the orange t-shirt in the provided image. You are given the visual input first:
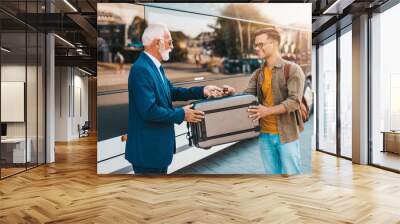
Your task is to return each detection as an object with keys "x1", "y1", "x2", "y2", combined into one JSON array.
[{"x1": 260, "y1": 66, "x2": 279, "y2": 134}]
